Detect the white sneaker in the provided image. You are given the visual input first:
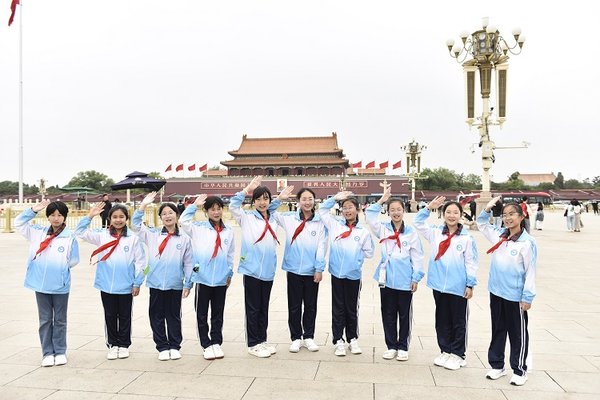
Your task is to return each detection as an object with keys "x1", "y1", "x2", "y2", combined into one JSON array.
[
  {"x1": 486, "y1": 368, "x2": 507, "y2": 380},
  {"x1": 433, "y1": 352, "x2": 450, "y2": 367},
  {"x1": 510, "y1": 373, "x2": 528, "y2": 386},
  {"x1": 396, "y1": 350, "x2": 409, "y2": 361},
  {"x1": 334, "y1": 340, "x2": 346, "y2": 357},
  {"x1": 382, "y1": 349, "x2": 397, "y2": 360},
  {"x1": 212, "y1": 344, "x2": 225, "y2": 359},
  {"x1": 349, "y1": 338, "x2": 362, "y2": 355},
  {"x1": 41, "y1": 355, "x2": 54, "y2": 367},
  {"x1": 248, "y1": 343, "x2": 271, "y2": 358},
  {"x1": 444, "y1": 354, "x2": 466, "y2": 370},
  {"x1": 203, "y1": 345, "x2": 216, "y2": 360},
  {"x1": 169, "y1": 349, "x2": 182, "y2": 360},
  {"x1": 54, "y1": 354, "x2": 67, "y2": 366},
  {"x1": 117, "y1": 347, "x2": 129, "y2": 359},
  {"x1": 303, "y1": 338, "x2": 319, "y2": 352},
  {"x1": 262, "y1": 342, "x2": 277, "y2": 355},
  {"x1": 107, "y1": 347, "x2": 119, "y2": 360},
  {"x1": 158, "y1": 350, "x2": 170, "y2": 361},
  {"x1": 289, "y1": 339, "x2": 302, "y2": 353}
]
